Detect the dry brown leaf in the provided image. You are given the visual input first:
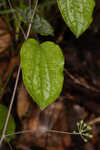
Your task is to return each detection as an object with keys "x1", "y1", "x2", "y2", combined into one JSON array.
[
  {"x1": 0, "y1": 18, "x2": 12, "y2": 53},
  {"x1": 16, "y1": 84, "x2": 71, "y2": 150},
  {"x1": 17, "y1": 83, "x2": 31, "y2": 119}
]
